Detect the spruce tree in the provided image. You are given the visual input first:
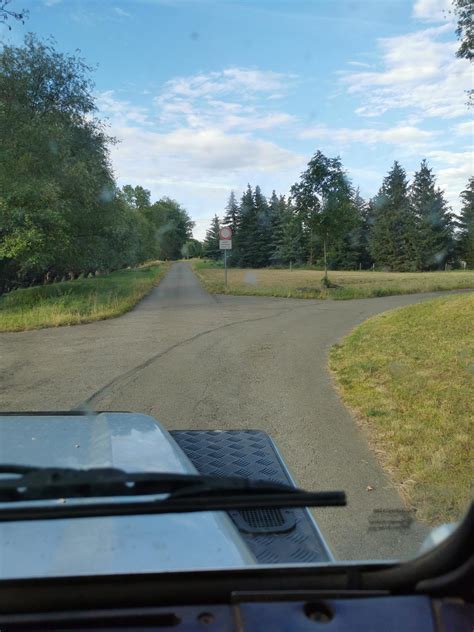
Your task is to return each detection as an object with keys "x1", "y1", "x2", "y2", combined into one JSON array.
[
  {"x1": 253, "y1": 185, "x2": 272, "y2": 267},
  {"x1": 223, "y1": 191, "x2": 240, "y2": 234},
  {"x1": 236, "y1": 185, "x2": 259, "y2": 267},
  {"x1": 370, "y1": 161, "x2": 419, "y2": 271},
  {"x1": 409, "y1": 160, "x2": 455, "y2": 270},
  {"x1": 354, "y1": 189, "x2": 373, "y2": 269},
  {"x1": 268, "y1": 191, "x2": 286, "y2": 265},
  {"x1": 327, "y1": 188, "x2": 362, "y2": 270},
  {"x1": 275, "y1": 201, "x2": 305, "y2": 265},
  {"x1": 458, "y1": 176, "x2": 474, "y2": 268},
  {"x1": 203, "y1": 215, "x2": 221, "y2": 260}
]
